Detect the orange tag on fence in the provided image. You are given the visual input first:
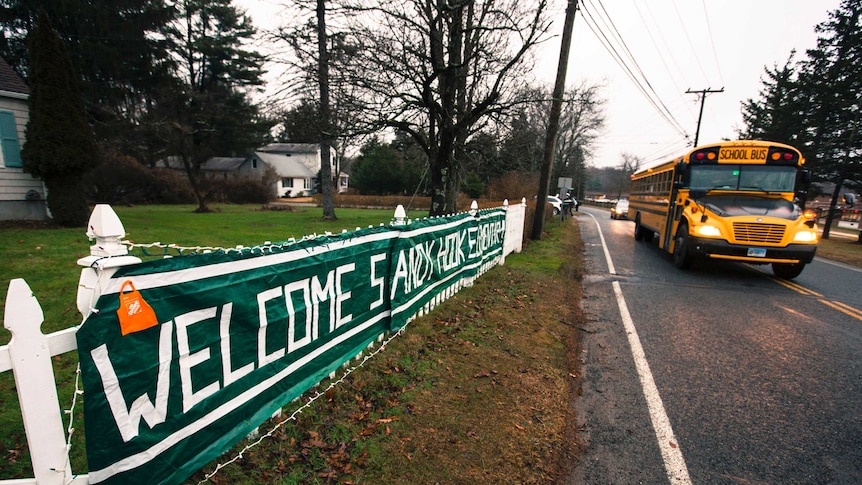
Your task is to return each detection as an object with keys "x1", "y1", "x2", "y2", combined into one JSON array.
[{"x1": 117, "y1": 280, "x2": 158, "y2": 336}]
